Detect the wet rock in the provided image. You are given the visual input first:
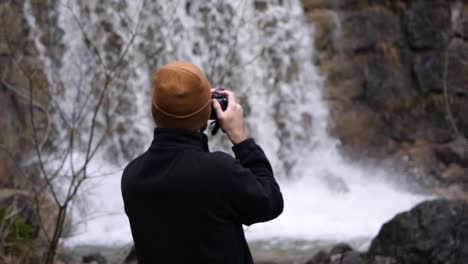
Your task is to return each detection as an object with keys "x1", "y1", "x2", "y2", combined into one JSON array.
[
  {"x1": 331, "y1": 0, "x2": 369, "y2": 10},
  {"x1": 0, "y1": 3, "x2": 26, "y2": 47},
  {"x1": 302, "y1": 0, "x2": 329, "y2": 11},
  {"x1": 305, "y1": 250, "x2": 330, "y2": 264},
  {"x1": 306, "y1": 244, "x2": 365, "y2": 264},
  {"x1": 56, "y1": 252, "x2": 77, "y2": 264},
  {"x1": 323, "y1": 56, "x2": 365, "y2": 100},
  {"x1": 435, "y1": 184, "x2": 468, "y2": 202},
  {"x1": 303, "y1": 0, "x2": 370, "y2": 11},
  {"x1": 440, "y1": 163, "x2": 467, "y2": 183},
  {"x1": 306, "y1": 9, "x2": 337, "y2": 52},
  {"x1": 254, "y1": 0, "x2": 268, "y2": 12},
  {"x1": 406, "y1": 0, "x2": 451, "y2": 49},
  {"x1": 427, "y1": 125, "x2": 455, "y2": 145},
  {"x1": 369, "y1": 256, "x2": 397, "y2": 264},
  {"x1": 0, "y1": 42, "x2": 9, "y2": 55},
  {"x1": 328, "y1": 102, "x2": 396, "y2": 159},
  {"x1": 330, "y1": 243, "x2": 353, "y2": 256},
  {"x1": 105, "y1": 32, "x2": 123, "y2": 55},
  {"x1": 0, "y1": 161, "x2": 7, "y2": 187},
  {"x1": 413, "y1": 51, "x2": 444, "y2": 93},
  {"x1": 447, "y1": 39, "x2": 468, "y2": 94},
  {"x1": 455, "y1": 13, "x2": 468, "y2": 40},
  {"x1": 385, "y1": 95, "x2": 459, "y2": 144},
  {"x1": 320, "y1": 173, "x2": 350, "y2": 194},
  {"x1": 434, "y1": 138, "x2": 468, "y2": 167},
  {"x1": 368, "y1": 199, "x2": 468, "y2": 264},
  {"x1": 339, "y1": 251, "x2": 366, "y2": 264},
  {"x1": 342, "y1": 7, "x2": 402, "y2": 52},
  {"x1": 82, "y1": 253, "x2": 107, "y2": 264},
  {"x1": 402, "y1": 139, "x2": 443, "y2": 187},
  {"x1": 364, "y1": 55, "x2": 412, "y2": 109}
]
